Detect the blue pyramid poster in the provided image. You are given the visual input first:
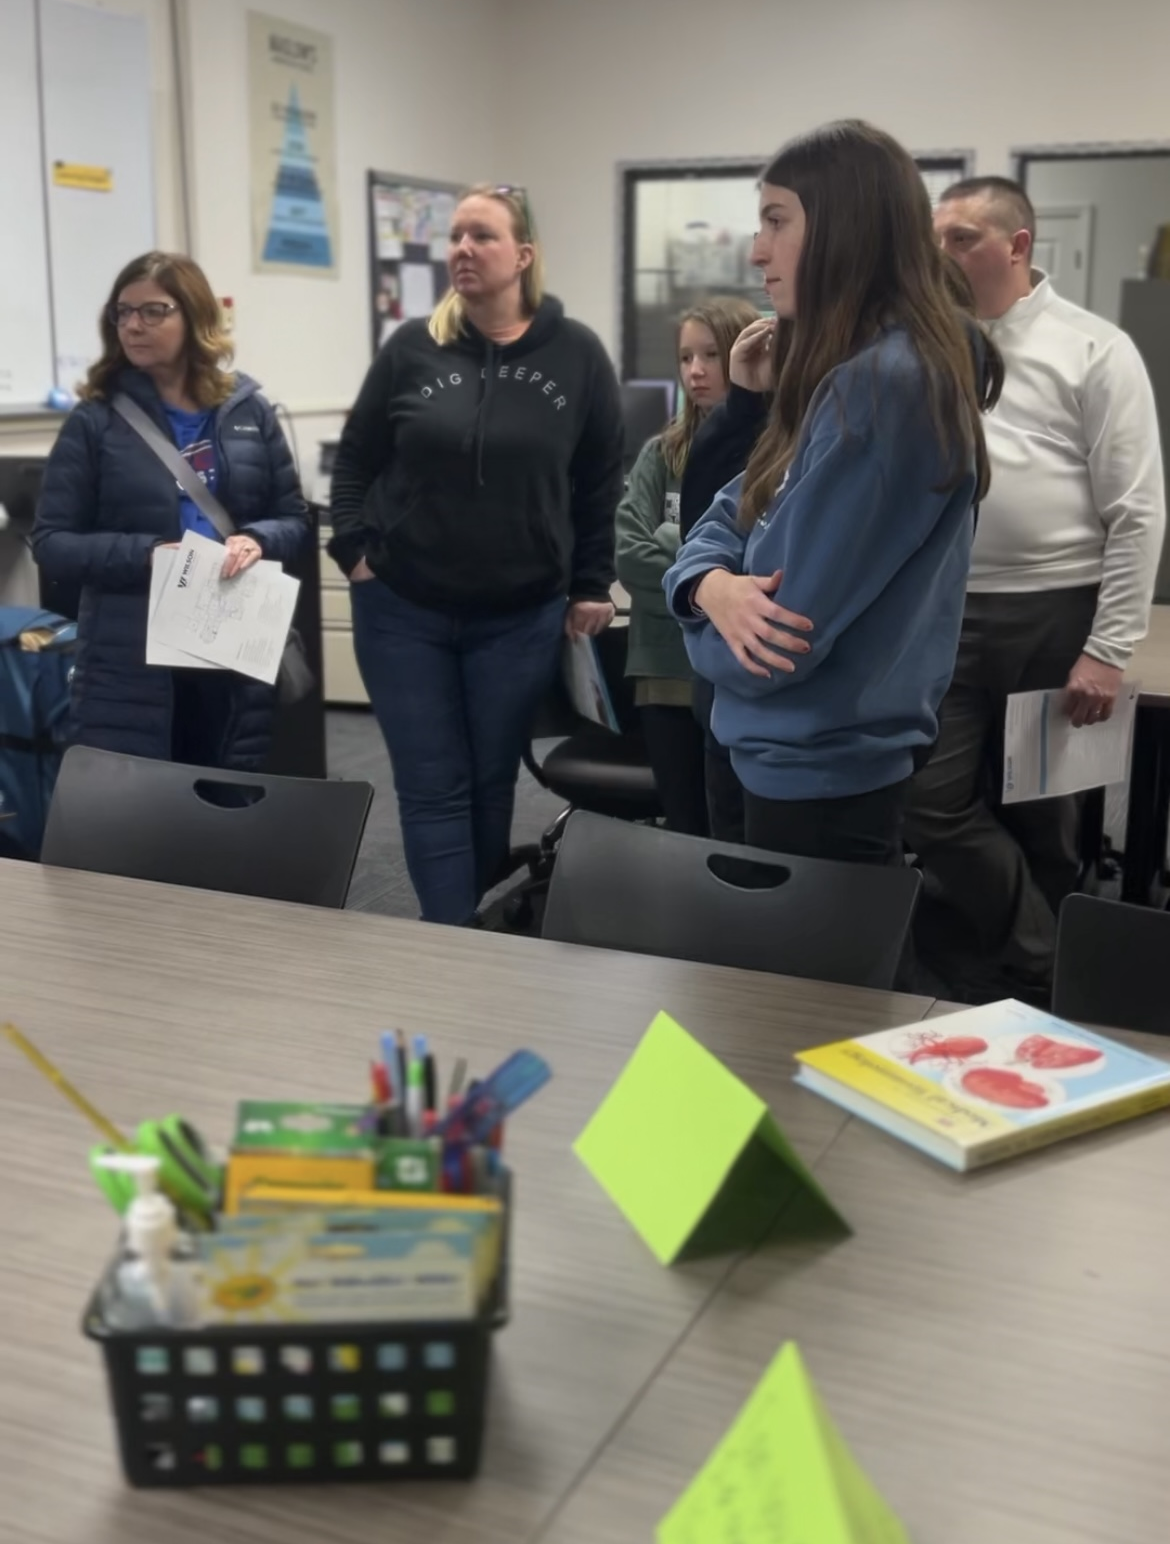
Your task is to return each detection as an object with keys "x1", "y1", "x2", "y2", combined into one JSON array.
[{"x1": 262, "y1": 85, "x2": 332, "y2": 268}]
